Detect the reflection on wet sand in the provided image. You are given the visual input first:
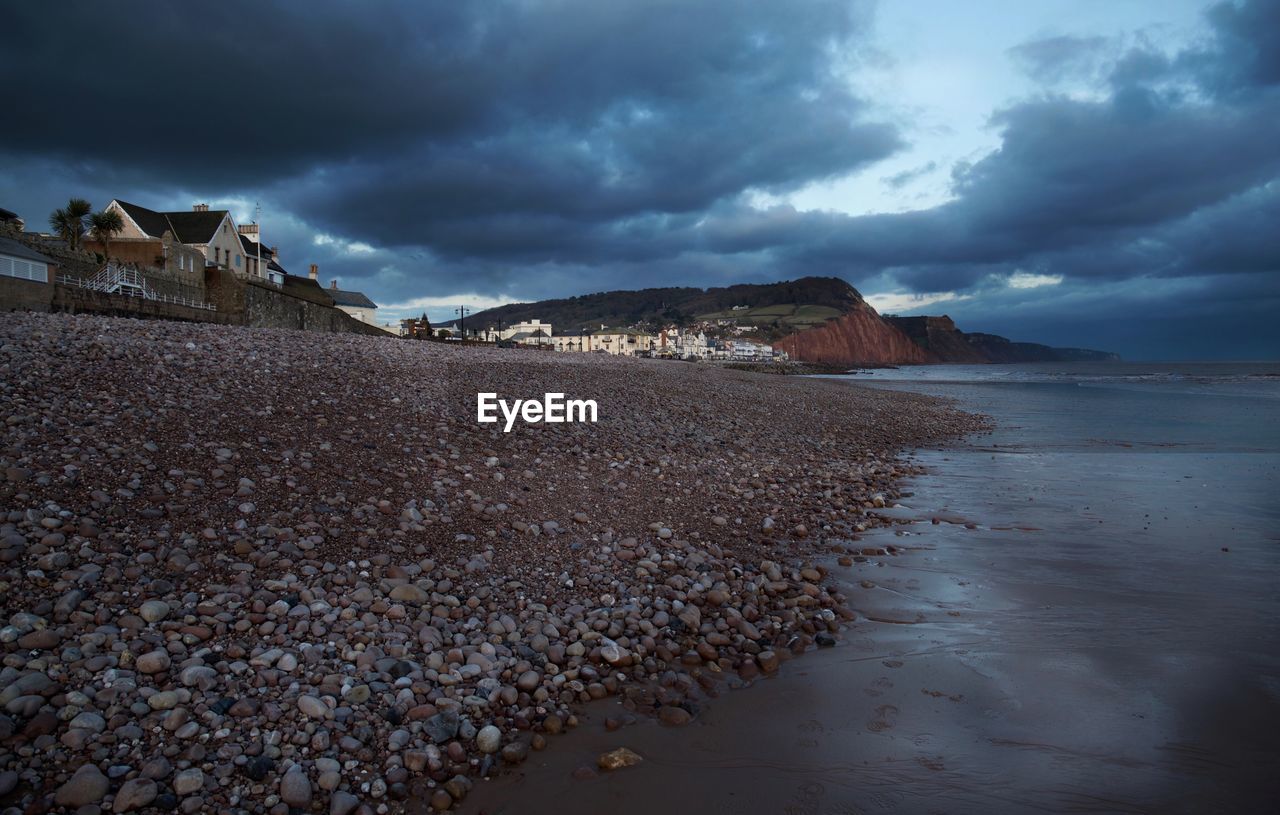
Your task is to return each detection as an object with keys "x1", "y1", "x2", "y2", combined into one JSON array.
[{"x1": 464, "y1": 377, "x2": 1280, "y2": 815}]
